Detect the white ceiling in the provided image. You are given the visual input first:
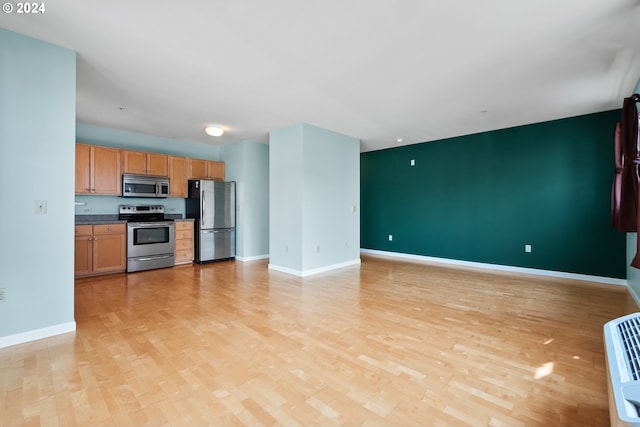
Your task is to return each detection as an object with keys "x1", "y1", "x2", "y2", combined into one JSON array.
[{"x1": 2, "y1": 0, "x2": 640, "y2": 152}]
